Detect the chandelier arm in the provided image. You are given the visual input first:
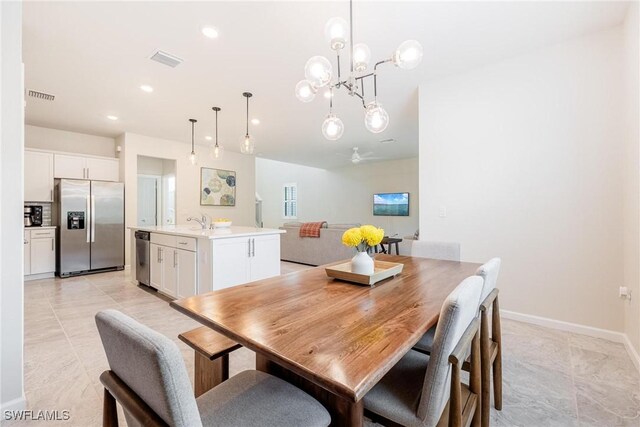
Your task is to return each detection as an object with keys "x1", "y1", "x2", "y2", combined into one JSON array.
[
  {"x1": 336, "y1": 51, "x2": 342, "y2": 84},
  {"x1": 372, "y1": 59, "x2": 393, "y2": 100}
]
